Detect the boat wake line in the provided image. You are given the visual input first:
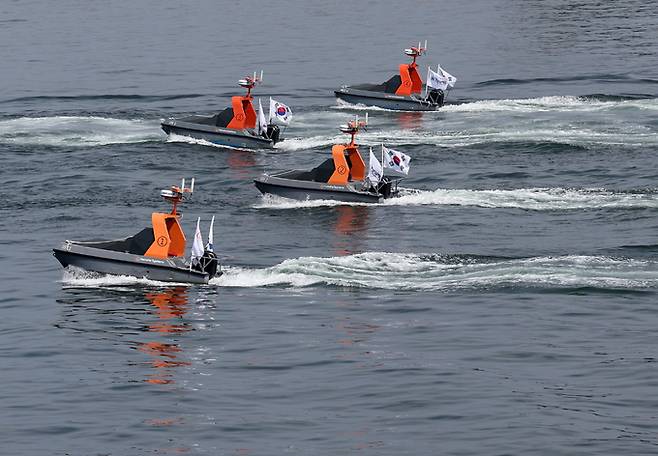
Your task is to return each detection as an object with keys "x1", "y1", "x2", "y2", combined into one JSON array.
[
  {"x1": 442, "y1": 95, "x2": 658, "y2": 113},
  {"x1": 314, "y1": 95, "x2": 658, "y2": 149},
  {"x1": 256, "y1": 187, "x2": 658, "y2": 211},
  {"x1": 334, "y1": 95, "x2": 658, "y2": 114},
  {"x1": 61, "y1": 252, "x2": 658, "y2": 292},
  {"x1": 276, "y1": 126, "x2": 658, "y2": 150},
  {"x1": 0, "y1": 115, "x2": 163, "y2": 147}
]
